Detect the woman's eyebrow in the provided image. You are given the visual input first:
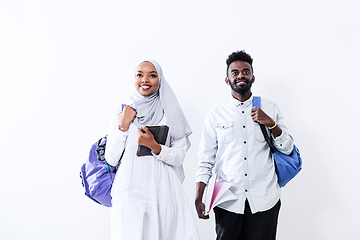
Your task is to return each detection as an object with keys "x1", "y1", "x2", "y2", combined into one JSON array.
[{"x1": 137, "y1": 70, "x2": 157, "y2": 74}]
